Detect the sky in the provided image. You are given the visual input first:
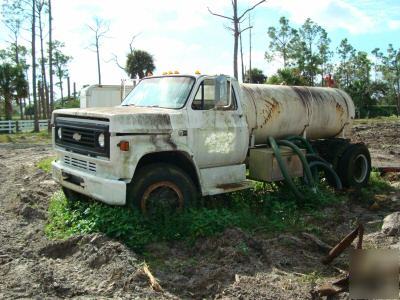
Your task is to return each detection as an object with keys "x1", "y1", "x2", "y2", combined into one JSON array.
[{"x1": 0, "y1": 0, "x2": 399, "y2": 94}]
